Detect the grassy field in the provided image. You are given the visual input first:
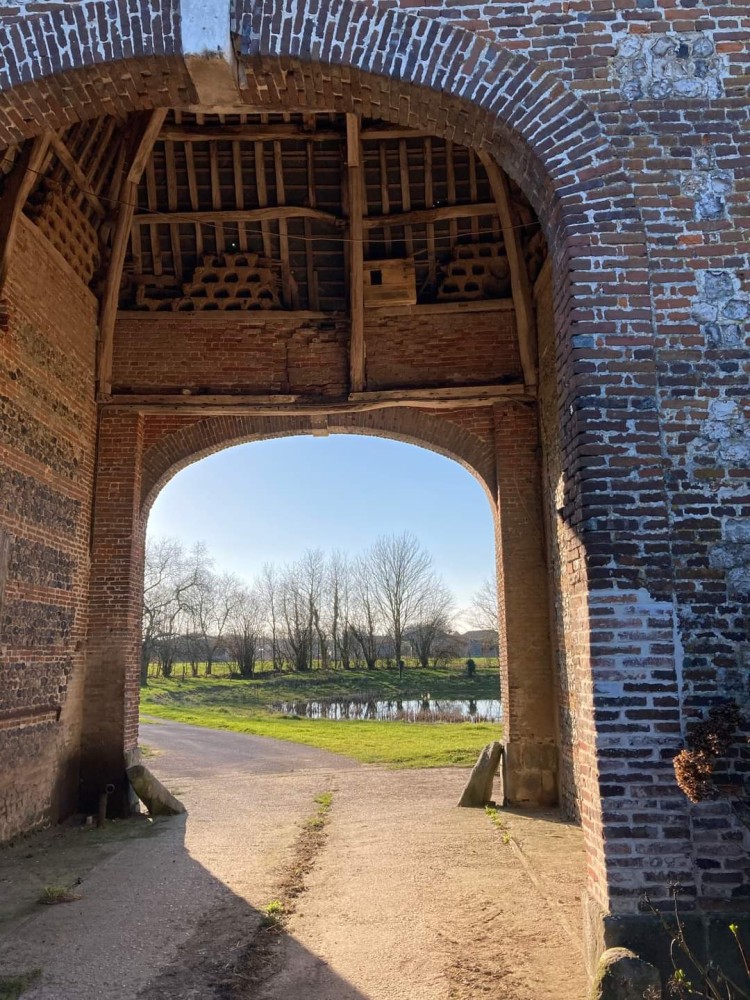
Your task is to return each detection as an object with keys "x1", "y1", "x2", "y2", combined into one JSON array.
[{"x1": 140, "y1": 665, "x2": 502, "y2": 768}]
